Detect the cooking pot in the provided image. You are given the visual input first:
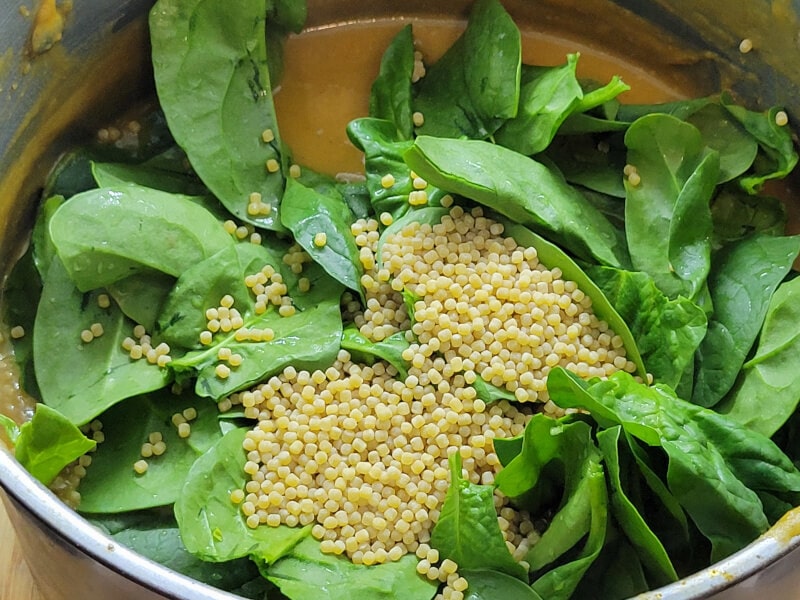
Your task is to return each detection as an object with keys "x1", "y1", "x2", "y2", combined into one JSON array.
[{"x1": 2, "y1": 1, "x2": 800, "y2": 598}]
